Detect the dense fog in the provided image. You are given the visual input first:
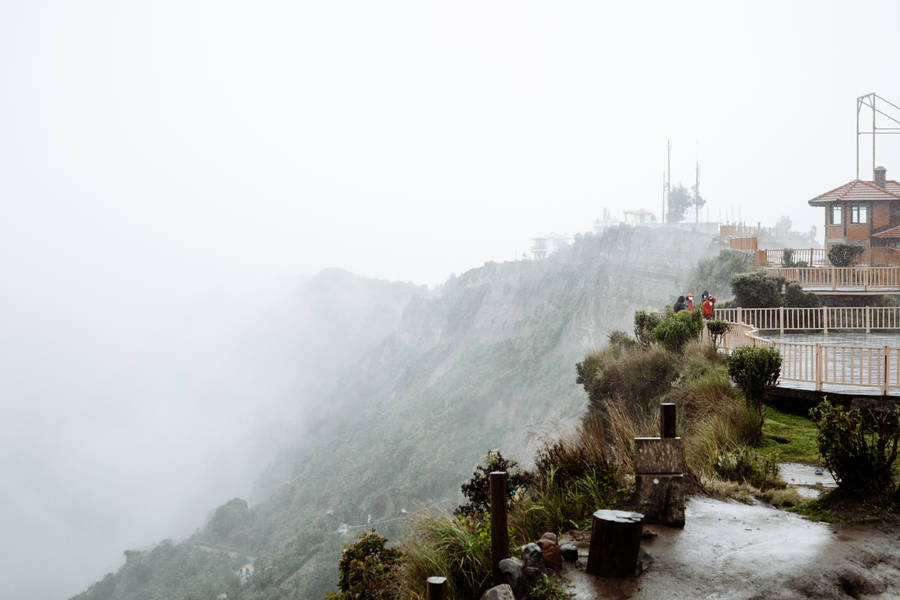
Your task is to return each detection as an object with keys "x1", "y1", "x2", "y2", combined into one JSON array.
[{"x1": 4, "y1": 2, "x2": 900, "y2": 599}]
